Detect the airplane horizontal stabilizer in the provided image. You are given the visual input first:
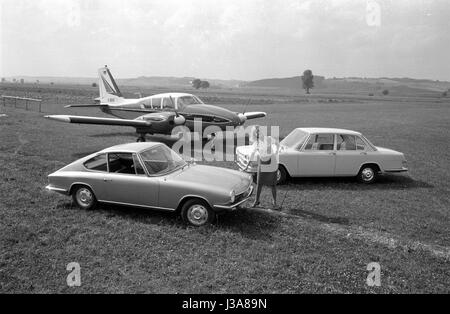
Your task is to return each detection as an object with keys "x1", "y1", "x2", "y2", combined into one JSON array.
[
  {"x1": 44, "y1": 115, "x2": 151, "y2": 128},
  {"x1": 64, "y1": 104, "x2": 108, "y2": 108}
]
